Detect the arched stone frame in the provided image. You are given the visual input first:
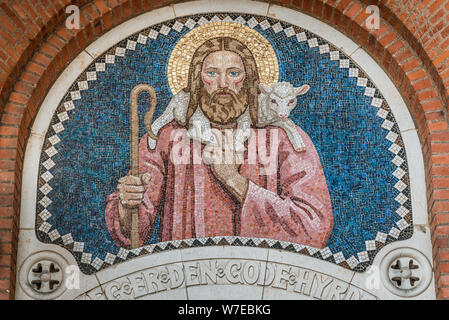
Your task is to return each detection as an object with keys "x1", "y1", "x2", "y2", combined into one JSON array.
[{"x1": 12, "y1": 1, "x2": 435, "y2": 300}]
